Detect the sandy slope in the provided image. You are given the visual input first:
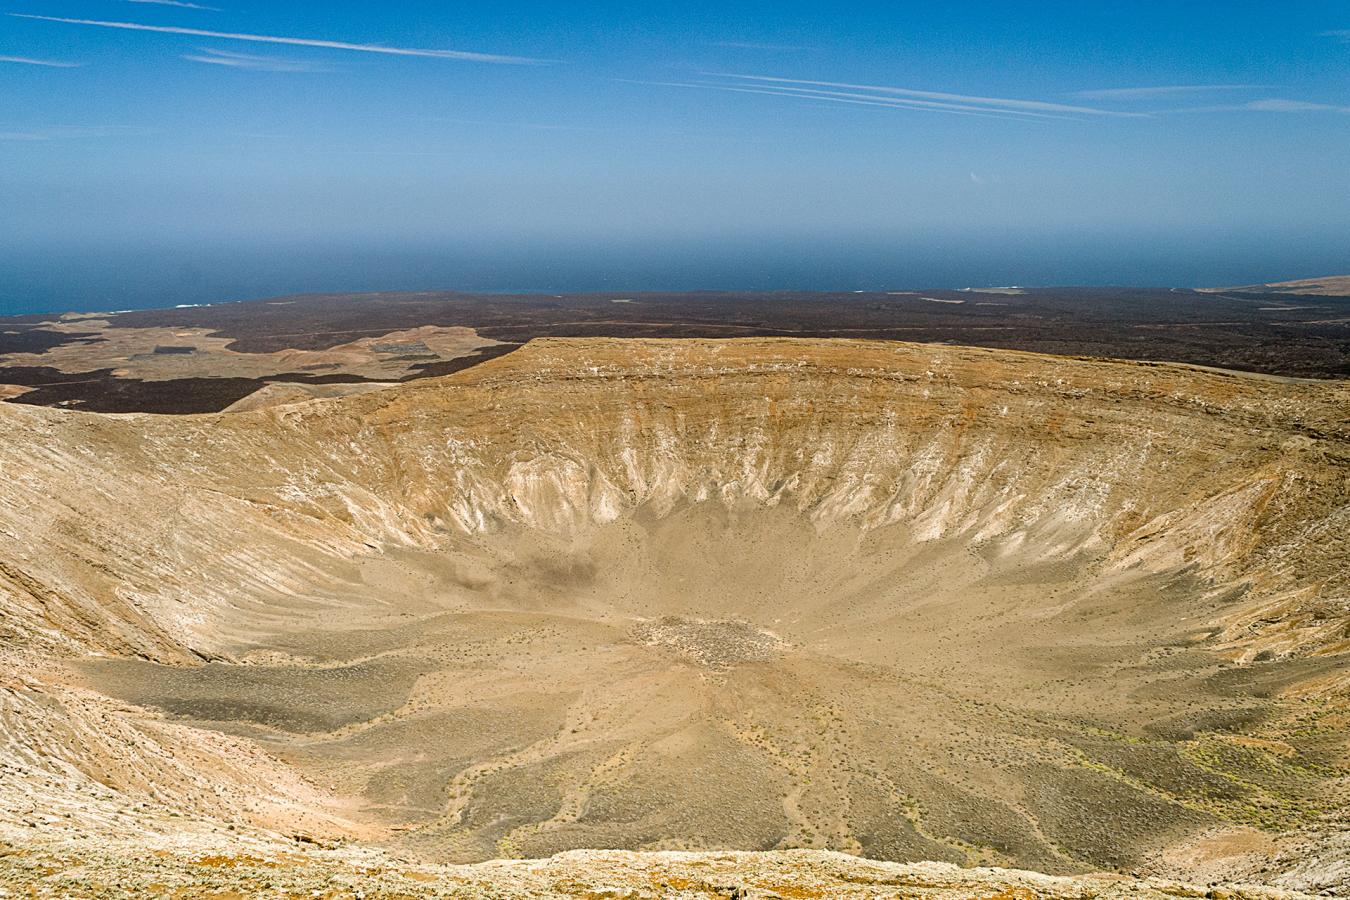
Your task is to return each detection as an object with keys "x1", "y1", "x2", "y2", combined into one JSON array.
[{"x1": 0, "y1": 339, "x2": 1346, "y2": 893}]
